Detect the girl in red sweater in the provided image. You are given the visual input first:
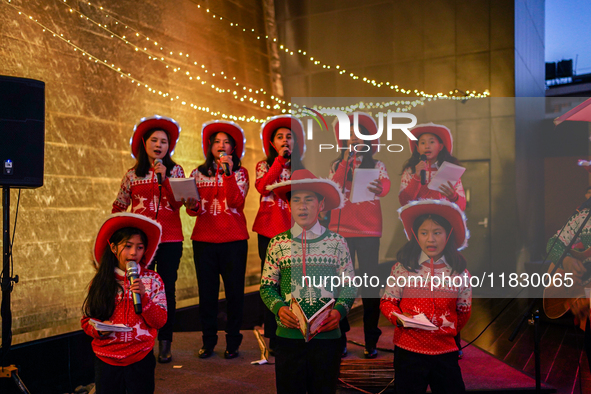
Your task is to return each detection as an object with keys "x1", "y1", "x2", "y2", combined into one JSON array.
[
  {"x1": 112, "y1": 115, "x2": 185, "y2": 363},
  {"x1": 328, "y1": 112, "x2": 391, "y2": 359},
  {"x1": 186, "y1": 120, "x2": 249, "y2": 359},
  {"x1": 381, "y1": 200, "x2": 471, "y2": 393},
  {"x1": 82, "y1": 213, "x2": 167, "y2": 394},
  {"x1": 399, "y1": 123, "x2": 466, "y2": 210},
  {"x1": 253, "y1": 115, "x2": 305, "y2": 353}
]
